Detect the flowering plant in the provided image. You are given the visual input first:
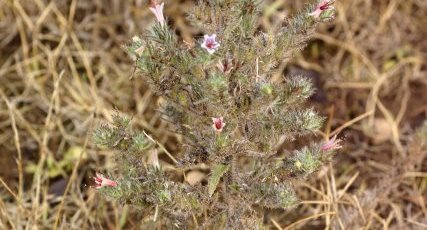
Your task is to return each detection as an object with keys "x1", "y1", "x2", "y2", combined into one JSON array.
[{"x1": 93, "y1": 0, "x2": 338, "y2": 228}]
